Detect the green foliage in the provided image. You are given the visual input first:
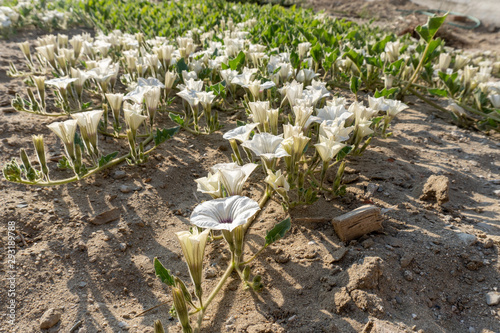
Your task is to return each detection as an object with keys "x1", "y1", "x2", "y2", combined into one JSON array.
[
  {"x1": 265, "y1": 217, "x2": 291, "y2": 246},
  {"x1": 154, "y1": 257, "x2": 175, "y2": 286},
  {"x1": 415, "y1": 14, "x2": 448, "y2": 44},
  {"x1": 154, "y1": 127, "x2": 180, "y2": 146}
]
